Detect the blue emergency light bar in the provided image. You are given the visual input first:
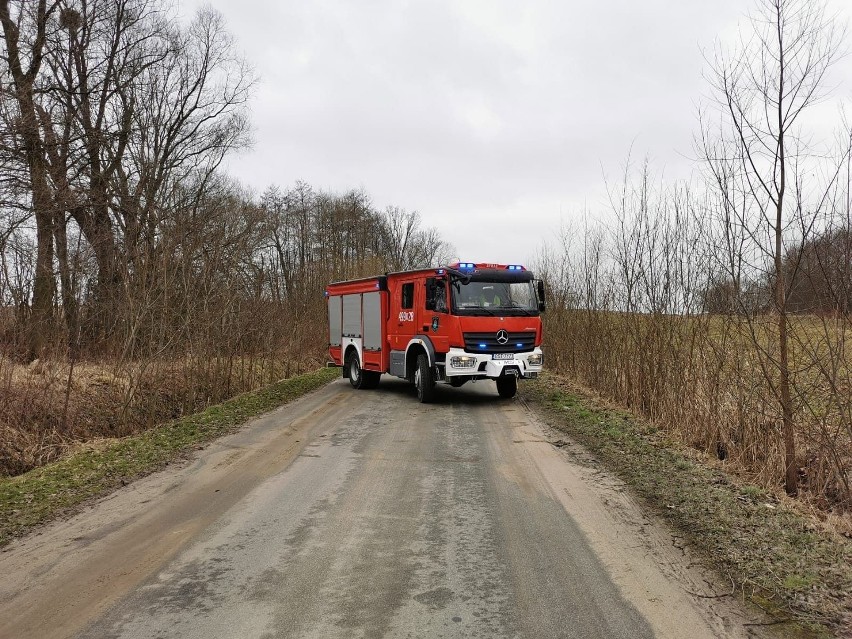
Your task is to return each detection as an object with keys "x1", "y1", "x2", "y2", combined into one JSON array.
[{"x1": 449, "y1": 262, "x2": 526, "y2": 272}]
